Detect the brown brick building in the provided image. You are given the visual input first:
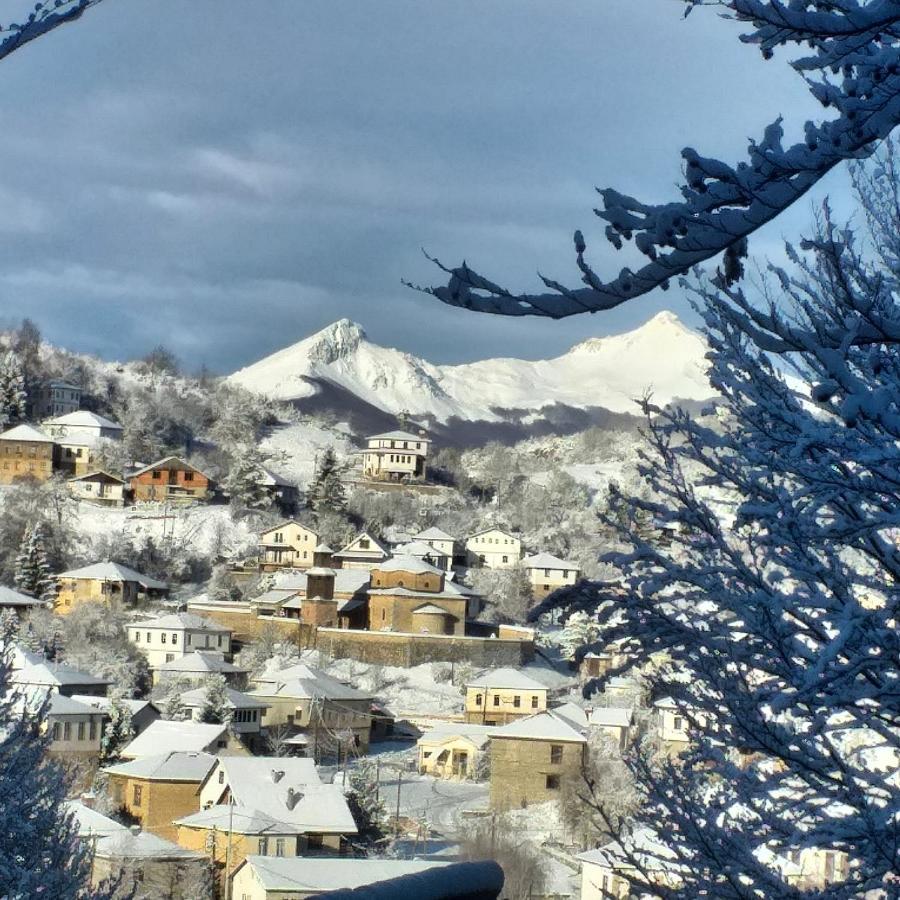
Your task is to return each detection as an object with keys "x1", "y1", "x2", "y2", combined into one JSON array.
[
  {"x1": 130, "y1": 456, "x2": 211, "y2": 503},
  {"x1": 0, "y1": 424, "x2": 57, "y2": 484},
  {"x1": 488, "y1": 709, "x2": 587, "y2": 809}
]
